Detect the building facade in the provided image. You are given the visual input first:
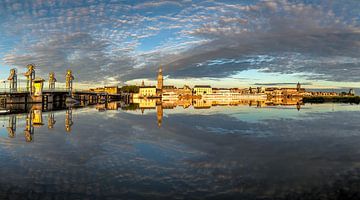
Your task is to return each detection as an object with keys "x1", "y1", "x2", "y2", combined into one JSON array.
[
  {"x1": 104, "y1": 86, "x2": 119, "y2": 94},
  {"x1": 139, "y1": 86, "x2": 157, "y2": 97},
  {"x1": 193, "y1": 85, "x2": 212, "y2": 95}
]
